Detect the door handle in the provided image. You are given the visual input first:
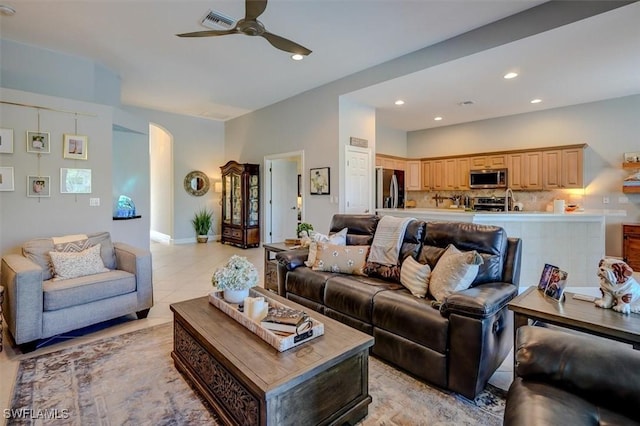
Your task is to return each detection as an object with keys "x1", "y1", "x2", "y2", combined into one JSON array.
[
  {"x1": 364, "y1": 209, "x2": 369, "y2": 213},
  {"x1": 291, "y1": 207, "x2": 296, "y2": 210}
]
